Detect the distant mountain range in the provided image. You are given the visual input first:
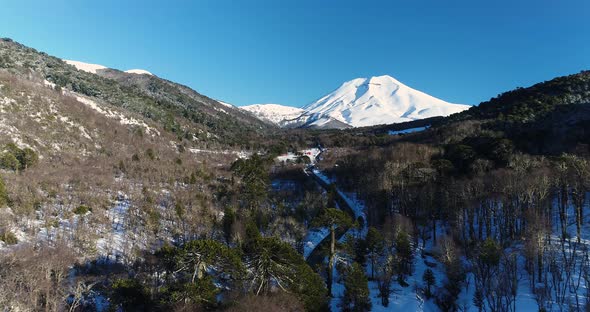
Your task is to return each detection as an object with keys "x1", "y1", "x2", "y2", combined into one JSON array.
[
  {"x1": 242, "y1": 75, "x2": 470, "y2": 129},
  {"x1": 240, "y1": 104, "x2": 304, "y2": 126}
]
